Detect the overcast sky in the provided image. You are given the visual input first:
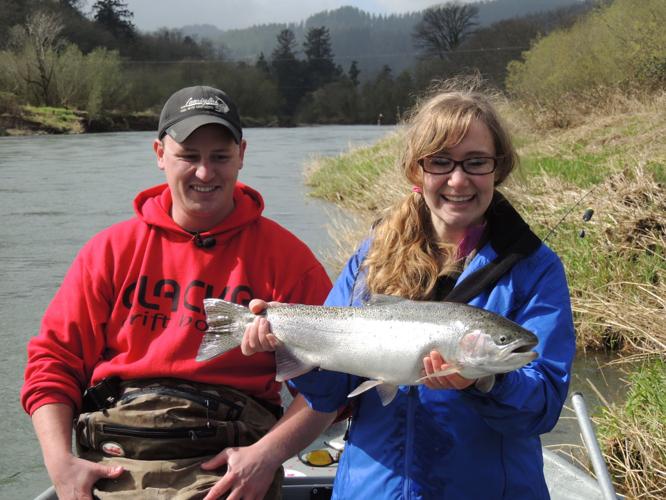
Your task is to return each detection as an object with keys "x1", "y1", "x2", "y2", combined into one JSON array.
[{"x1": 115, "y1": 1, "x2": 443, "y2": 32}]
